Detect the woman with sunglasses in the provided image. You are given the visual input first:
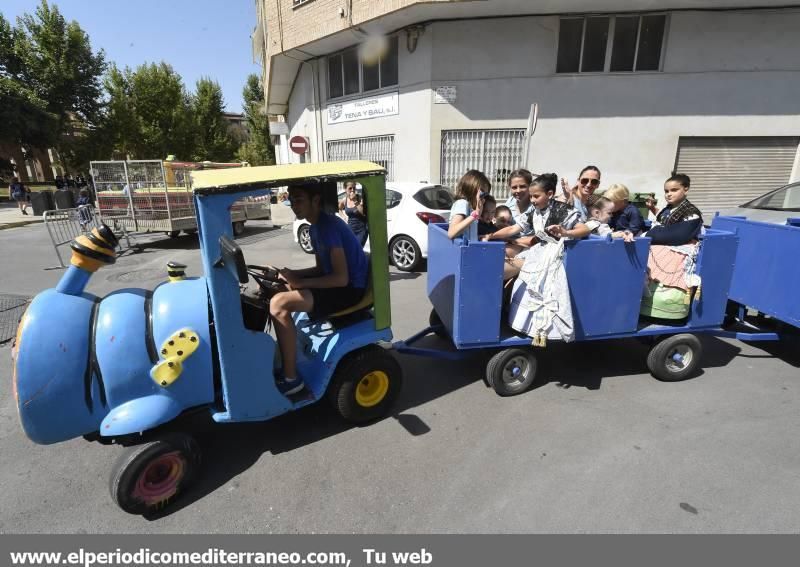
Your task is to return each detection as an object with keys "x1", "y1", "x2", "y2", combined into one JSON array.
[{"x1": 560, "y1": 165, "x2": 601, "y2": 221}]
